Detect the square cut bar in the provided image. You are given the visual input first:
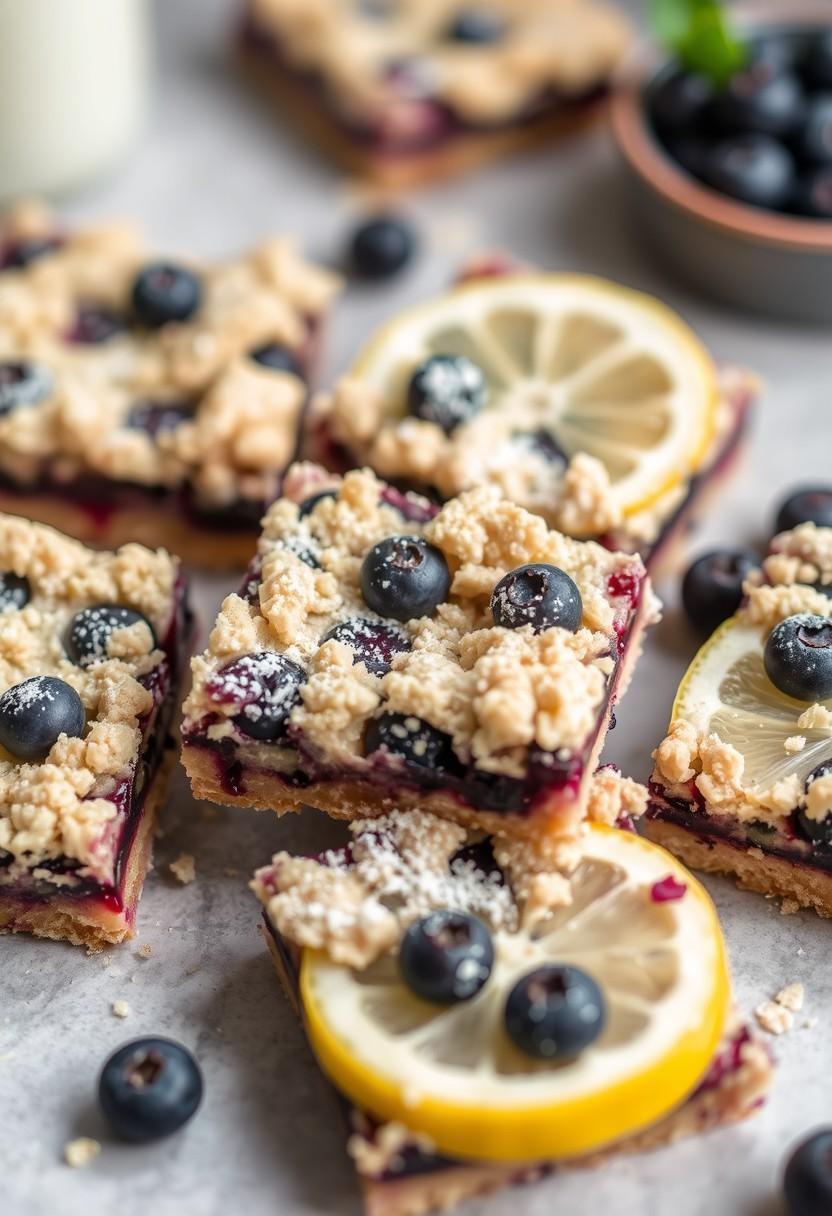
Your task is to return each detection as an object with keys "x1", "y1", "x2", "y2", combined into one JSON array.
[
  {"x1": 236, "y1": 0, "x2": 631, "y2": 188},
  {"x1": 648, "y1": 523, "x2": 832, "y2": 916},
  {"x1": 252, "y1": 805, "x2": 772, "y2": 1216},
  {"x1": 0, "y1": 515, "x2": 192, "y2": 948},
  {"x1": 0, "y1": 200, "x2": 341, "y2": 567},
  {"x1": 182, "y1": 462, "x2": 659, "y2": 844}
]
